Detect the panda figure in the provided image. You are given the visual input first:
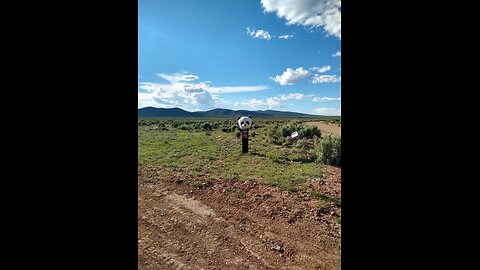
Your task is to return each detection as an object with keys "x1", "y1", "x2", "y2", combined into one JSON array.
[{"x1": 237, "y1": 115, "x2": 253, "y2": 130}]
